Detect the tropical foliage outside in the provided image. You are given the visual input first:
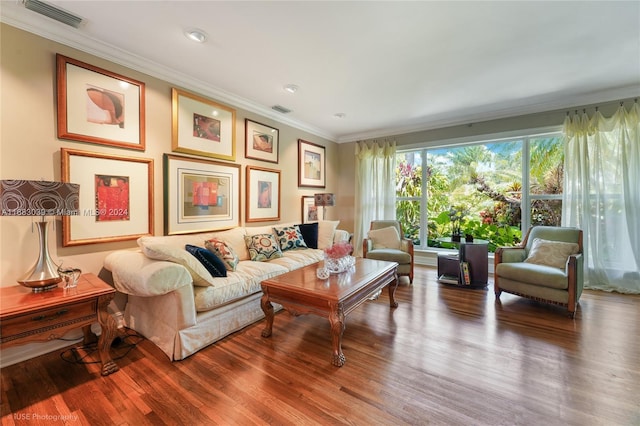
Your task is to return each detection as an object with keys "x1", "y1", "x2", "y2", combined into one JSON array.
[{"x1": 396, "y1": 136, "x2": 564, "y2": 252}]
